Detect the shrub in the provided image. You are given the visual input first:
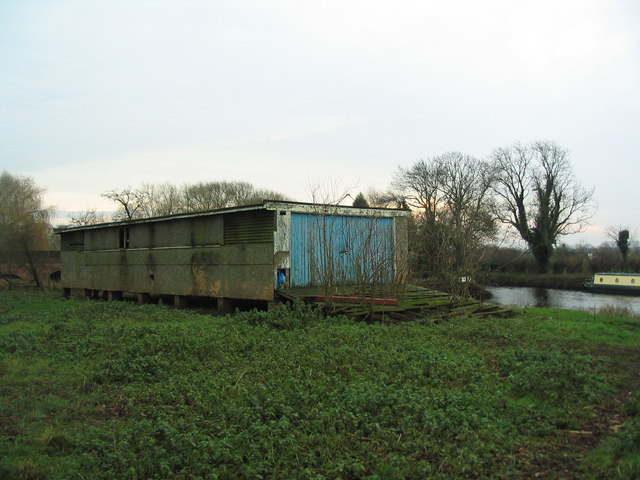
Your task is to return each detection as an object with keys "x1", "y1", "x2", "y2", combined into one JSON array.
[{"x1": 233, "y1": 300, "x2": 329, "y2": 330}]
